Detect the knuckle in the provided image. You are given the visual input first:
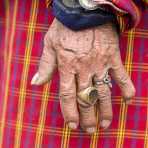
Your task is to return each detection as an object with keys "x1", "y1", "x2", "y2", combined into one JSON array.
[
  {"x1": 60, "y1": 94, "x2": 70, "y2": 101},
  {"x1": 44, "y1": 33, "x2": 49, "y2": 43},
  {"x1": 44, "y1": 32, "x2": 52, "y2": 46},
  {"x1": 124, "y1": 83, "x2": 136, "y2": 99},
  {"x1": 79, "y1": 106, "x2": 94, "y2": 113},
  {"x1": 100, "y1": 105, "x2": 113, "y2": 120},
  {"x1": 79, "y1": 108, "x2": 96, "y2": 127},
  {"x1": 129, "y1": 85, "x2": 136, "y2": 97},
  {"x1": 77, "y1": 98, "x2": 91, "y2": 108},
  {"x1": 116, "y1": 72, "x2": 130, "y2": 86},
  {"x1": 81, "y1": 120, "x2": 96, "y2": 128},
  {"x1": 97, "y1": 85, "x2": 111, "y2": 100},
  {"x1": 120, "y1": 75, "x2": 129, "y2": 83},
  {"x1": 101, "y1": 114, "x2": 113, "y2": 121},
  {"x1": 131, "y1": 86, "x2": 136, "y2": 97},
  {"x1": 59, "y1": 92, "x2": 75, "y2": 104},
  {"x1": 63, "y1": 112, "x2": 78, "y2": 123},
  {"x1": 60, "y1": 100, "x2": 78, "y2": 123}
]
